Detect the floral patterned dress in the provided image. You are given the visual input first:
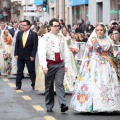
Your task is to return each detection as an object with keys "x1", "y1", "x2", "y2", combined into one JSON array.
[
  {"x1": 3, "y1": 35, "x2": 13, "y2": 75},
  {"x1": 70, "y1": 37, "x2": 120, "y2": 112},
  {"x1": 0, "y1": 36, "x2": 5, "y2": 74}
]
